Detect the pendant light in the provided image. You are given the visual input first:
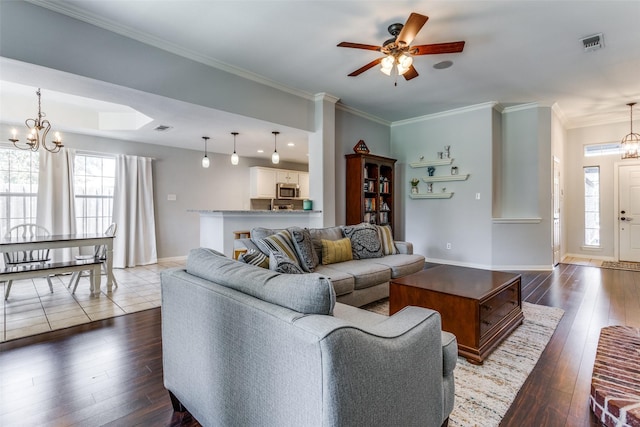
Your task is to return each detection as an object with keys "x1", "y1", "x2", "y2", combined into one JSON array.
[
  {"x1": 201, "y1": 136, "x2": 210, "y2": 168},
  {"x1": 271, "y1": 131, "x2": 280, "y2": 164},
  {"x1": 230, "y1": 132, "x2": 239, "y2": 165},
  {"x1": 621, "y1": 102, "x2": 639, "y2": 159}
]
